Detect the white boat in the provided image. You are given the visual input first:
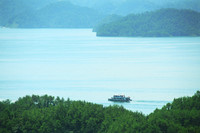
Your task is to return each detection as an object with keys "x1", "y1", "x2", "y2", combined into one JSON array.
[{"x1": 108, "y1": 95, "x2": 132, "y2": 102}]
